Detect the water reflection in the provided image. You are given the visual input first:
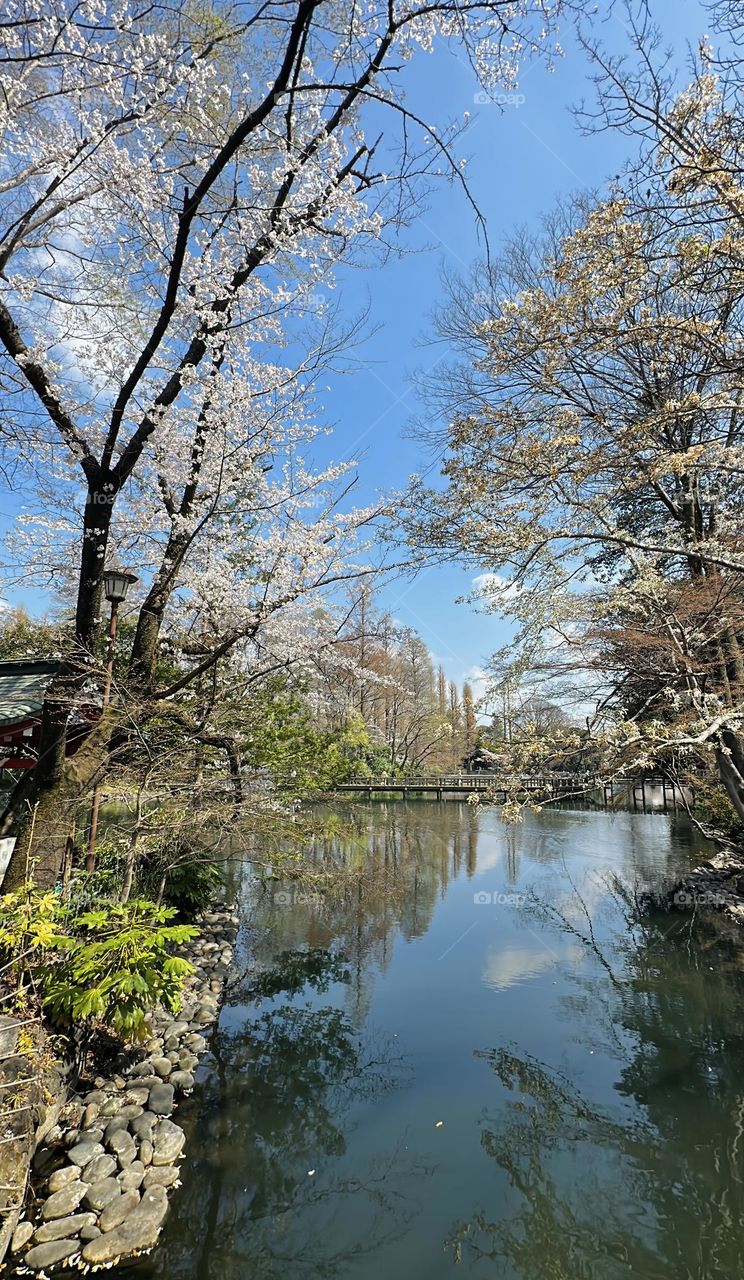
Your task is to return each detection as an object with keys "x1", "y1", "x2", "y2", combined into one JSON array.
[
  {"x1": 130, "y1": 948, "x2": 417, "y2": 1280},
  {"x1": 482, "y1": 945, "x2": 556, "y2": 991},
  {"x1": 115, "y1": 803, "x2": 740, "y2": 1280},
  {"x1": 450, "y1": 906, "x2": 744, "y2": 1279}
]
